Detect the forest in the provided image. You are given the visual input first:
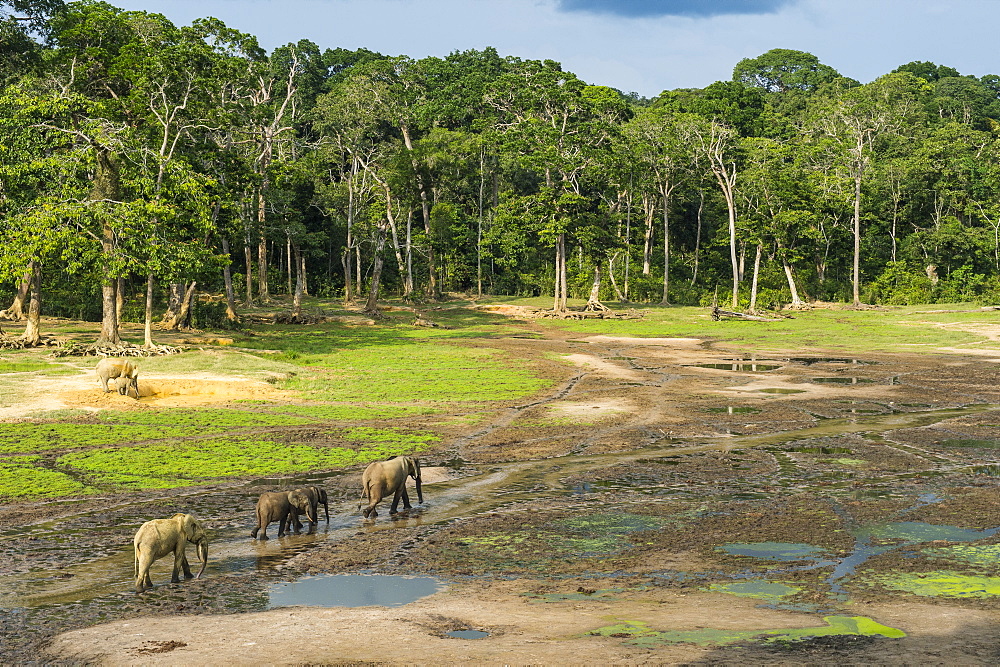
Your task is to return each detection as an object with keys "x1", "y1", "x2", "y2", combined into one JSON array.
[{"x1": 3, "y1": 0, "x2": 1000, "y2": 346}]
